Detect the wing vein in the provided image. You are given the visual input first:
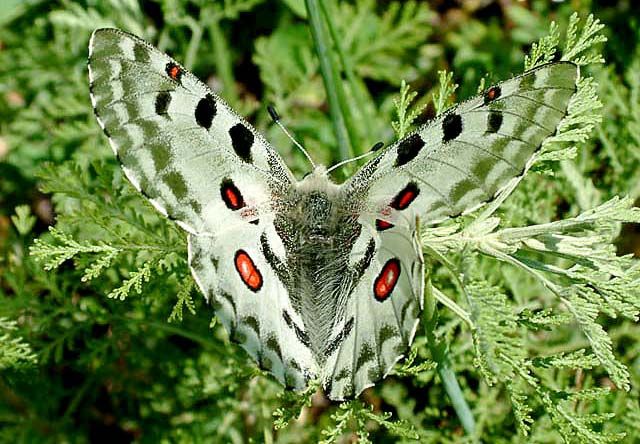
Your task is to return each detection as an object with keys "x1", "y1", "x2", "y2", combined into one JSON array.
[
  {"x1": 467, "y1": 108, "x2": 555, "y2": 133},
  {"x1": 99, "y1": 88, "x2": 199, "y2": 109},
  {"x1": 496, "y1": 92, "x2": 566, "y2": 113},
  {"x1": 451, "y1": 138, "x2": 519, "y2": 171},
  {"x1": 417, "y1": 157, "x2": 492, "y2": 198},
  {"x1": 401, "y1": 171, "x2": 456, "y2": 213}
]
